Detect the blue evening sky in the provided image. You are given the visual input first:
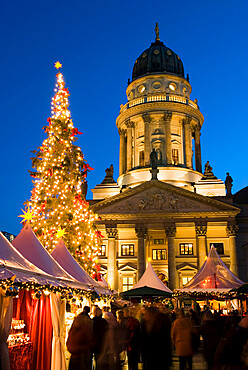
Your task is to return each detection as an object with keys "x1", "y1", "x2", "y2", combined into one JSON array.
[{"x1": 1, "y1": 0, "x2": 248, "y2": 235}]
